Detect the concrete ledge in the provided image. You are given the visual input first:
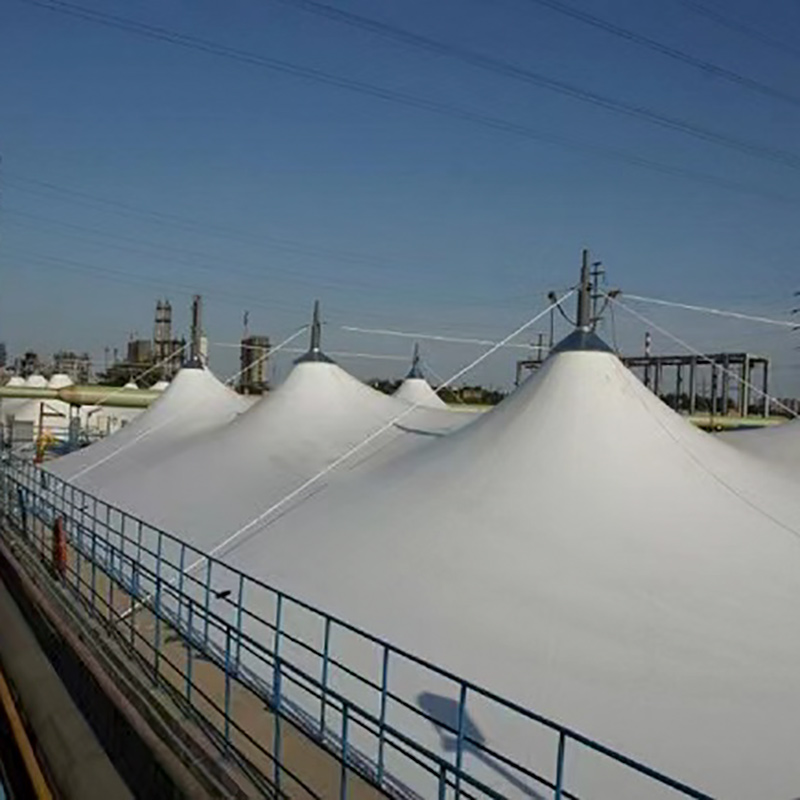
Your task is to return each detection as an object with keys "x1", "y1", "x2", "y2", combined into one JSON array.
[
  {"x1": 0, "y1": 575, "x2": 131, "y2": 800},
  {"x1": 0, "y1": 534, "x2": 211, "y2": 800}
]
